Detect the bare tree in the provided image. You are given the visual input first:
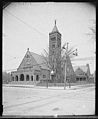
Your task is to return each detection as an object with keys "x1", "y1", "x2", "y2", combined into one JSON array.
[
  {"x1": 86, "y1": 20, "x2": 96, "y2": 54},
  {"x1": 41, "y1": 47, "x2": 58, "y2": 86},
  {"x1": 41, "y1": 42, "x2": 77, "y2": 88},
  {"x1": 61, "y1": 43, "x2": 78, "y2": 89},
  {"x1": 88, "y1": 20, "x2": 96, "y2": 41},
  {"x1": 2, "y1": 71, "x2": 11, "y2": 84}
]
